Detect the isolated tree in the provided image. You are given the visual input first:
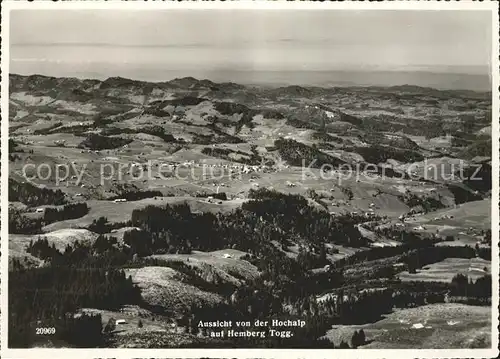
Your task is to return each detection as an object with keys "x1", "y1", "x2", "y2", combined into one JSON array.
[
  {"x1": 90, "y1": 216, "x2": 109, "y2": 234},
  {"x1": 473, "y1": 274, "x2": 492, "y2": 298},
  {"x1": 483, "y1": 229, "x2": 492, "y2": 244},
  {"x1": 138, "y1": 319, "x2": 143, "y2": 328},
  {"x1": 451, "y1": 273, "x2": 469, "y2": 296}
]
